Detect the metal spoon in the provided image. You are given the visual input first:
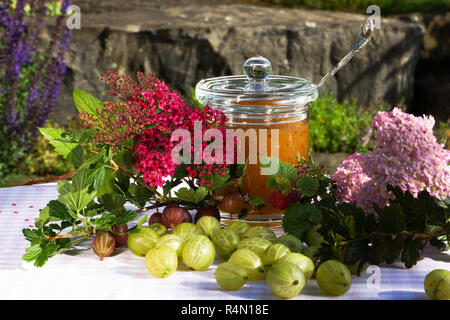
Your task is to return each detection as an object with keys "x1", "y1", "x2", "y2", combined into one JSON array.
[{"x1": 317, "y1": 17, "x2": 375, "y2": 88}]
